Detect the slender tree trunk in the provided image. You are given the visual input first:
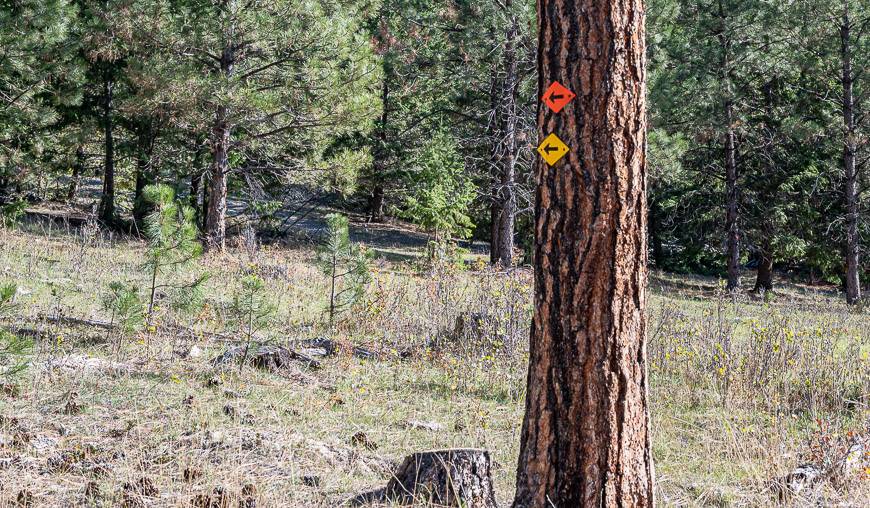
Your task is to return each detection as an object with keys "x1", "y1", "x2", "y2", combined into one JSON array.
[
  {"x1": 753, "y1": 235, "x2": 774, "y2": 293},
  {"x1": 840, "y1": 4, "x2": 860, "y2": 304},
  {"x1": 495, "y1": 11, "x2": 519, "y2": 267},
  {"x1": 369, "y1": 184, "x2": 385, "y2": 222},
  {"x1": 200, "y1": 169, "x2": 209, "y2": 233},
  {"x1": 649, "y1": 197, "x2": 665, "y2": 268},
  {"x1": 205, "y1": 45, "x2": 234, "y2": 251},
  {"x1": 132, "y1": 125, "x2": 155, "y2": 232},
  {"x1": 754, "y1": 80, "x2": 777, "y2": 295},
  {"x1": 719, "y1": 2, "x2": 740, "y2": 290},
  {"x1": 206, "y1": 104, "x2": 230, "y2": 251},
  {"x1": 98, "y1": 70, "x2": 115, "y2": 224},
  {"x1": 67, "y1": 145, "x2": 85, "y2": 202},
  {"x1": 369, "y1": 77, "x2": 390, "y2": 223},
  {"x1": 190, "y1": 142, "x2": 204, "y2": 231},
  {"x1": 513, "y1": 0, "x2": 653, "y2": 506},
  {"x1": 487, "y1": 56, "x2": 503, "y2": 265}
]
